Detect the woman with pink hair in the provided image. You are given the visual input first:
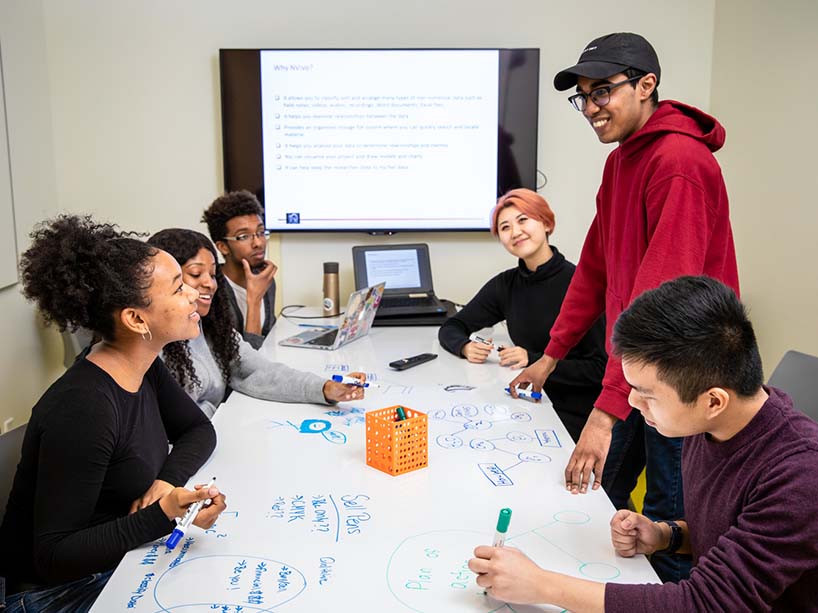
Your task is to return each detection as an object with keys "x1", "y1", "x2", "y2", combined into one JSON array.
[{"x1": 438, "y1": 188, "x2": 606, "y2": 441}]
